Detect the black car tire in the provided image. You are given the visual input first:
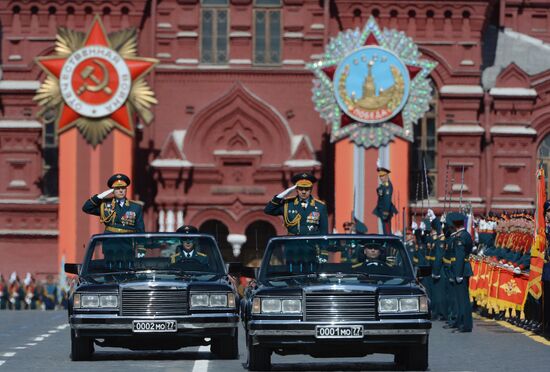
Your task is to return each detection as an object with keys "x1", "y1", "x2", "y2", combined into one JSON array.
[
  {"x1": 211, "y1": 329, "x2": 239, "y2": 359},
  {"x1": 394, "y1": 339, "x2": 428, "y2": 371},
  {"x1": 246, "y1": 334, "x2": 271, "y2": 371},
  {"x1": 70, "y1": 329, "x2": 94, "y2": 361}
]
